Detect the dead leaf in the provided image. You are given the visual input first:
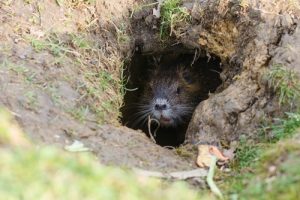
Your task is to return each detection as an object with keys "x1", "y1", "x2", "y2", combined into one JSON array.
[
  {"x1": 196, "y1": 145, "x2": 213, "y2": 168},
  {"x1": 209, "y1": 146, "x2": 229, "y2": 161},
  {"x1": 196, "y1": 145, "x2": 230, "y2": 168}
]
